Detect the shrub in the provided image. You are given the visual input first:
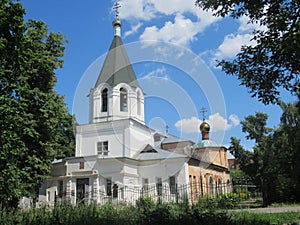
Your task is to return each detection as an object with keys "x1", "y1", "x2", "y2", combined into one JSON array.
[
  {"x1": 196, "y1": 193, "x2": 240, "y2": 210},
  {"x1": 234, "y1": 186, "x2": 250, "y2": 200},
  {"x1": 196, "y1": 196, "x2": 218, "y2": 210},
  {"x1": 217, "y1": 193, "x2": 240, "y2": 209}
]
